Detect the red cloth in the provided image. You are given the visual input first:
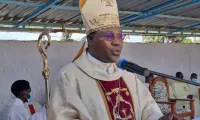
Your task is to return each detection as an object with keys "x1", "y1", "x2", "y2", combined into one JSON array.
[
  {"x1": 28, "y1": 104, "x2": 36, "y2": 115},
  {"x1": 98, "y1": 77, "x2": 136, "y2": 120}
]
